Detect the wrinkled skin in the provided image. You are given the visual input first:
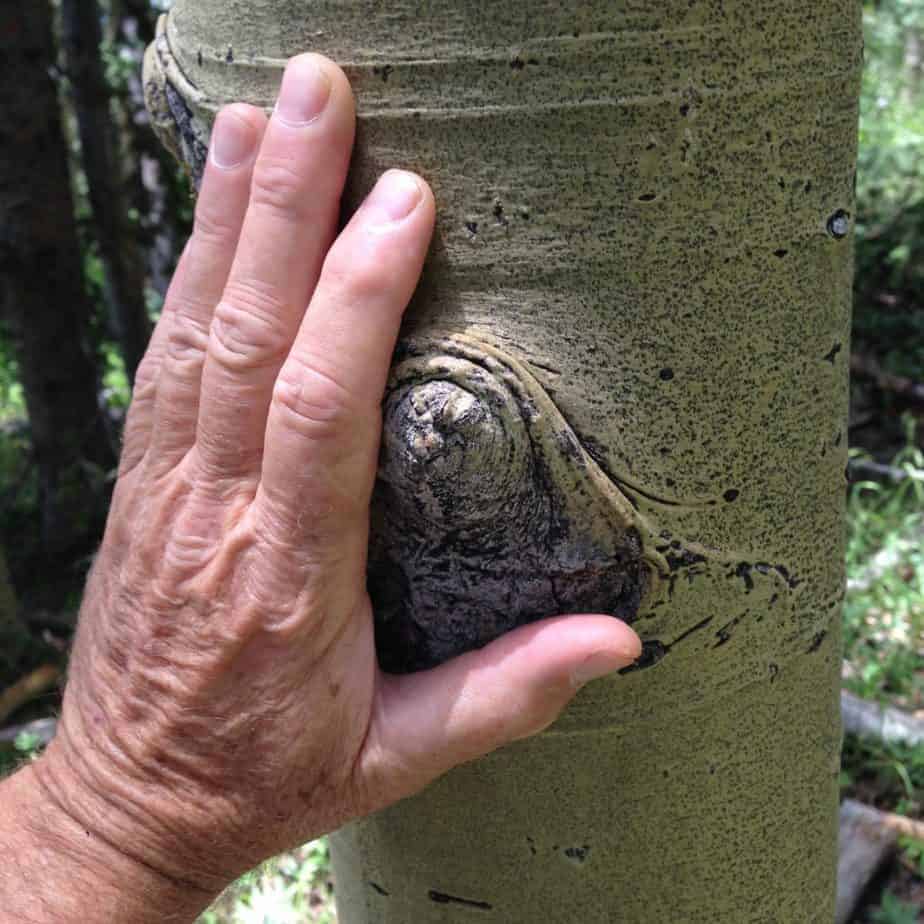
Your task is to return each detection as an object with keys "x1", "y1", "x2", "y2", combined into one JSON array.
[{"x1": 6, "y1": 54, "x2": 640, "y2": 915}]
